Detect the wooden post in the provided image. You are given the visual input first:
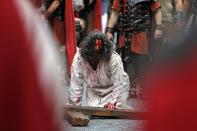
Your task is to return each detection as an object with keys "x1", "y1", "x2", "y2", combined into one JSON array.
[
  {"x1": 65, "y1": 105, "x2": 147, "y2": 120},
  {"x1": 65, "y1": 111, "x2": 89, "y2": 126}
]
